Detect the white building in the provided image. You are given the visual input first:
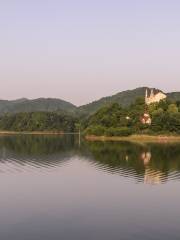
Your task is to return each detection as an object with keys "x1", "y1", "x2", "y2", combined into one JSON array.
[{"x1": 145, "y1": 89, "x2": 167, "y2": 105}]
